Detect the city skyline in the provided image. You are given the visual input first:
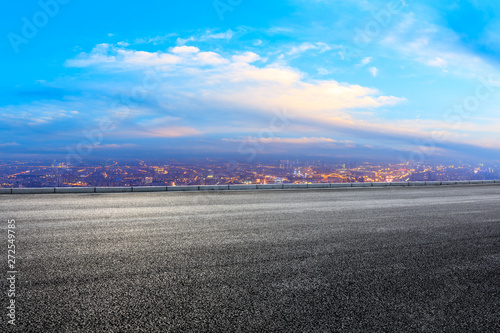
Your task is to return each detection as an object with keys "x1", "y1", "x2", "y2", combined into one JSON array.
[
  {"x1": 1, "y1": 157, "x2": 498, "y2": 188},
  {"x1": 2, "y1": 0, "x2": 500, "y2": 162}
]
